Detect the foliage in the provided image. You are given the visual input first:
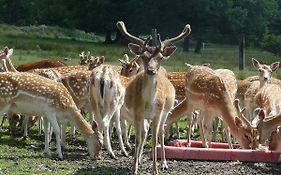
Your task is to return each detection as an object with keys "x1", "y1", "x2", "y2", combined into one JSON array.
[{"x1": 262, "y1": 34, "x2": 281, "y2": 56}]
